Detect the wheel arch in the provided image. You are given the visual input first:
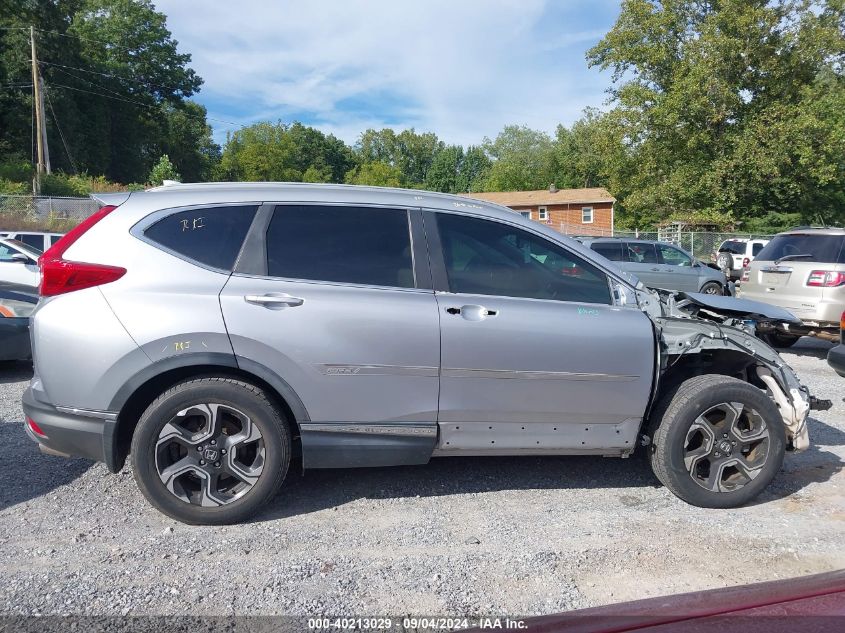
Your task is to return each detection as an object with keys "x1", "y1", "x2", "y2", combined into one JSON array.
[{"x1": 108, "y1": 354, "x2": 309, "y2": 472}]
